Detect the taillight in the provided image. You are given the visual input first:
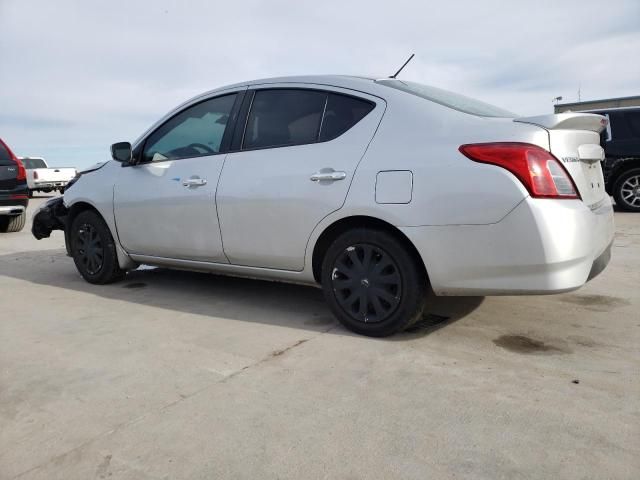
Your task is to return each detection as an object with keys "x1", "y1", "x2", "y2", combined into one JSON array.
[
  {"x1": 33, "y1": 170, "x2": 39, "y2": 179},
  {"x1": 14, "y1": 158, "x2": 27, "y2": 181},
  {"x1": 459, "y1": 142, "x2": 579, "y2": 199}
]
